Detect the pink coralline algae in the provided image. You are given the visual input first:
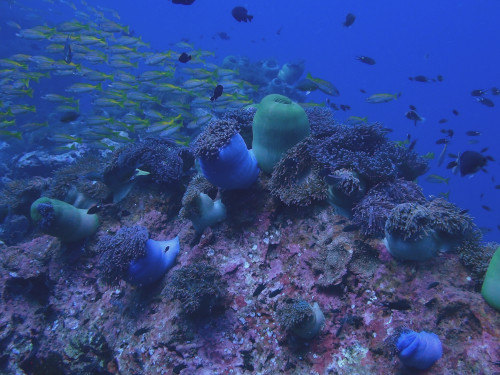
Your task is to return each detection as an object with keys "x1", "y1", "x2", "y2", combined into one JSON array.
[{"x1": 0, "y1": 187, "x2": 499, "y2": 375}]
